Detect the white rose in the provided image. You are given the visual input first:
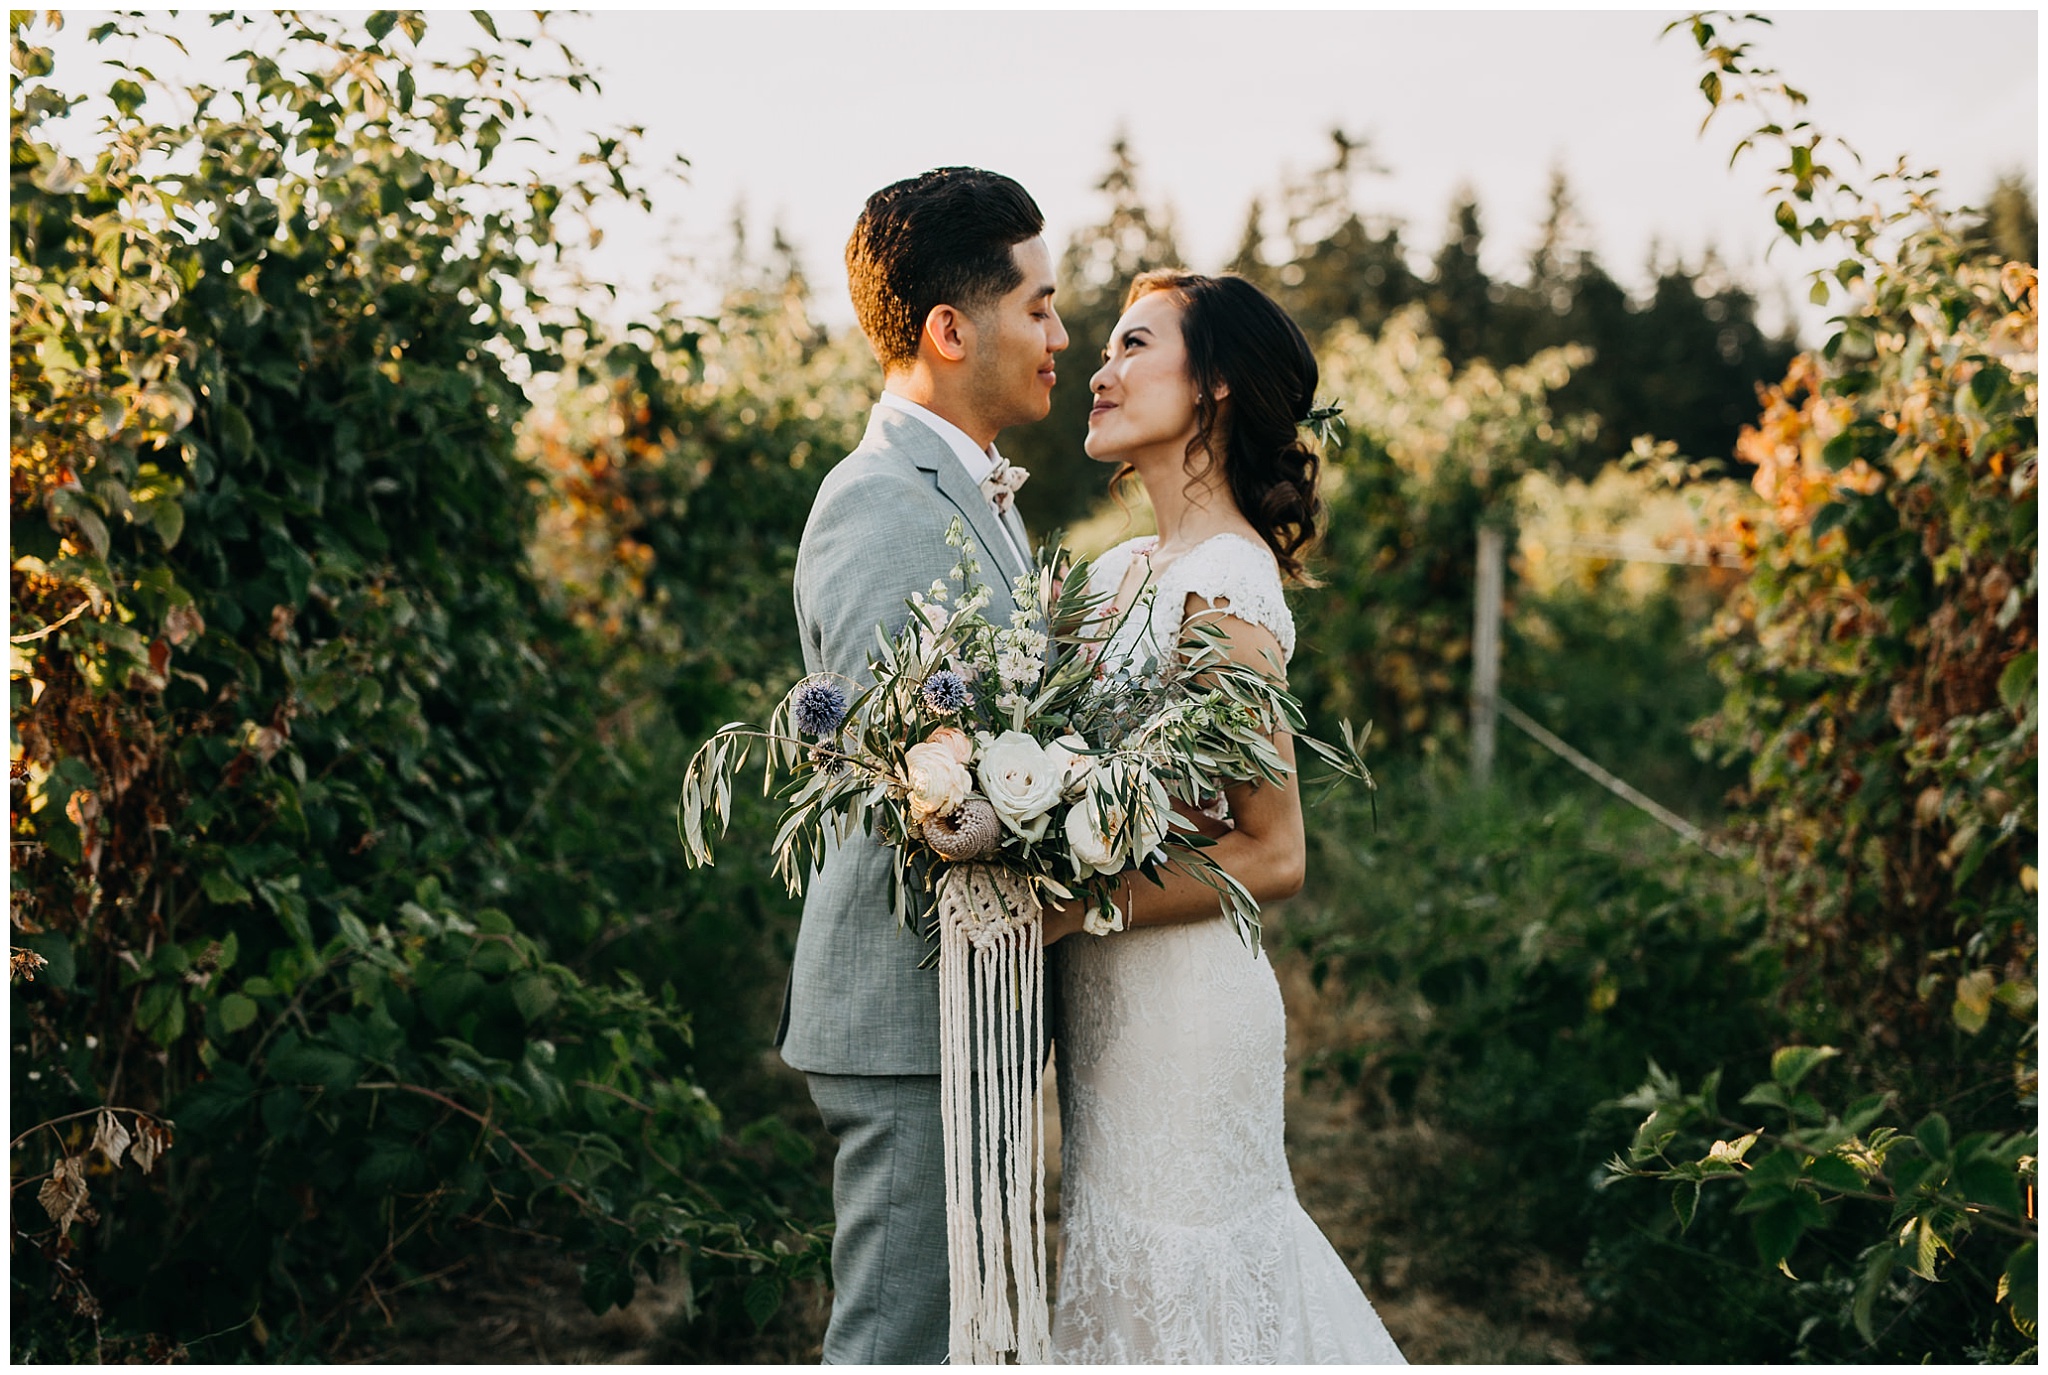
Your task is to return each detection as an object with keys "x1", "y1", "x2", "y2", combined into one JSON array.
[
  {"x1": 1064, "y1": 793, "x2": 1124, "y2": 878},
  {"x1": 1082, "y1": 901, "x2": 1125, "y2": 937},
  {"x1": 976, "y1": 730, "x2": 1065, "y2": 842},
  {"x1": 1042, "y1": 734, "x2": 1096, "y2": 798},
  {"x1": 1067, "y1": 761, "x2": 1171, "y2": 876},
  {"x1": 903, "y1": 741, "x2": 972, "y2": 822}
]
